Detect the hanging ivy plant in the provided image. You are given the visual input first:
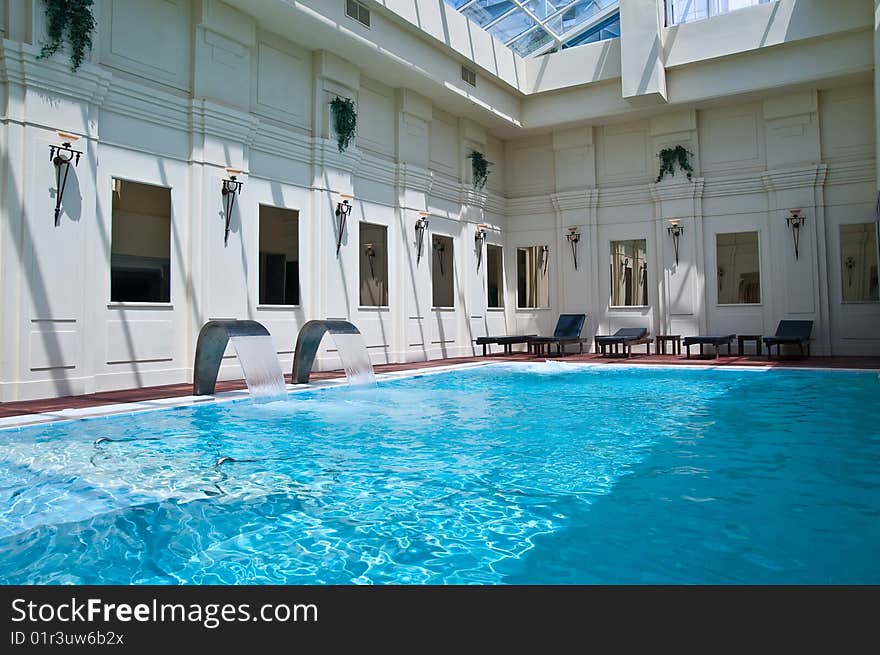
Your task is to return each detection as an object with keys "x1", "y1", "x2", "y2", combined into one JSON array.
[
  {"x1": 330, "y1": 97, "x2": 357, "y2": 153},
  {"x1": 38, "y1": 0, "x2": 96, "y2": 72},
  {"x1": 468, "y1": 151, "x2": 492, "y2": 190},
  {"x1": 656, "y1": 145, "x2": 694, "y2": 183}
]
